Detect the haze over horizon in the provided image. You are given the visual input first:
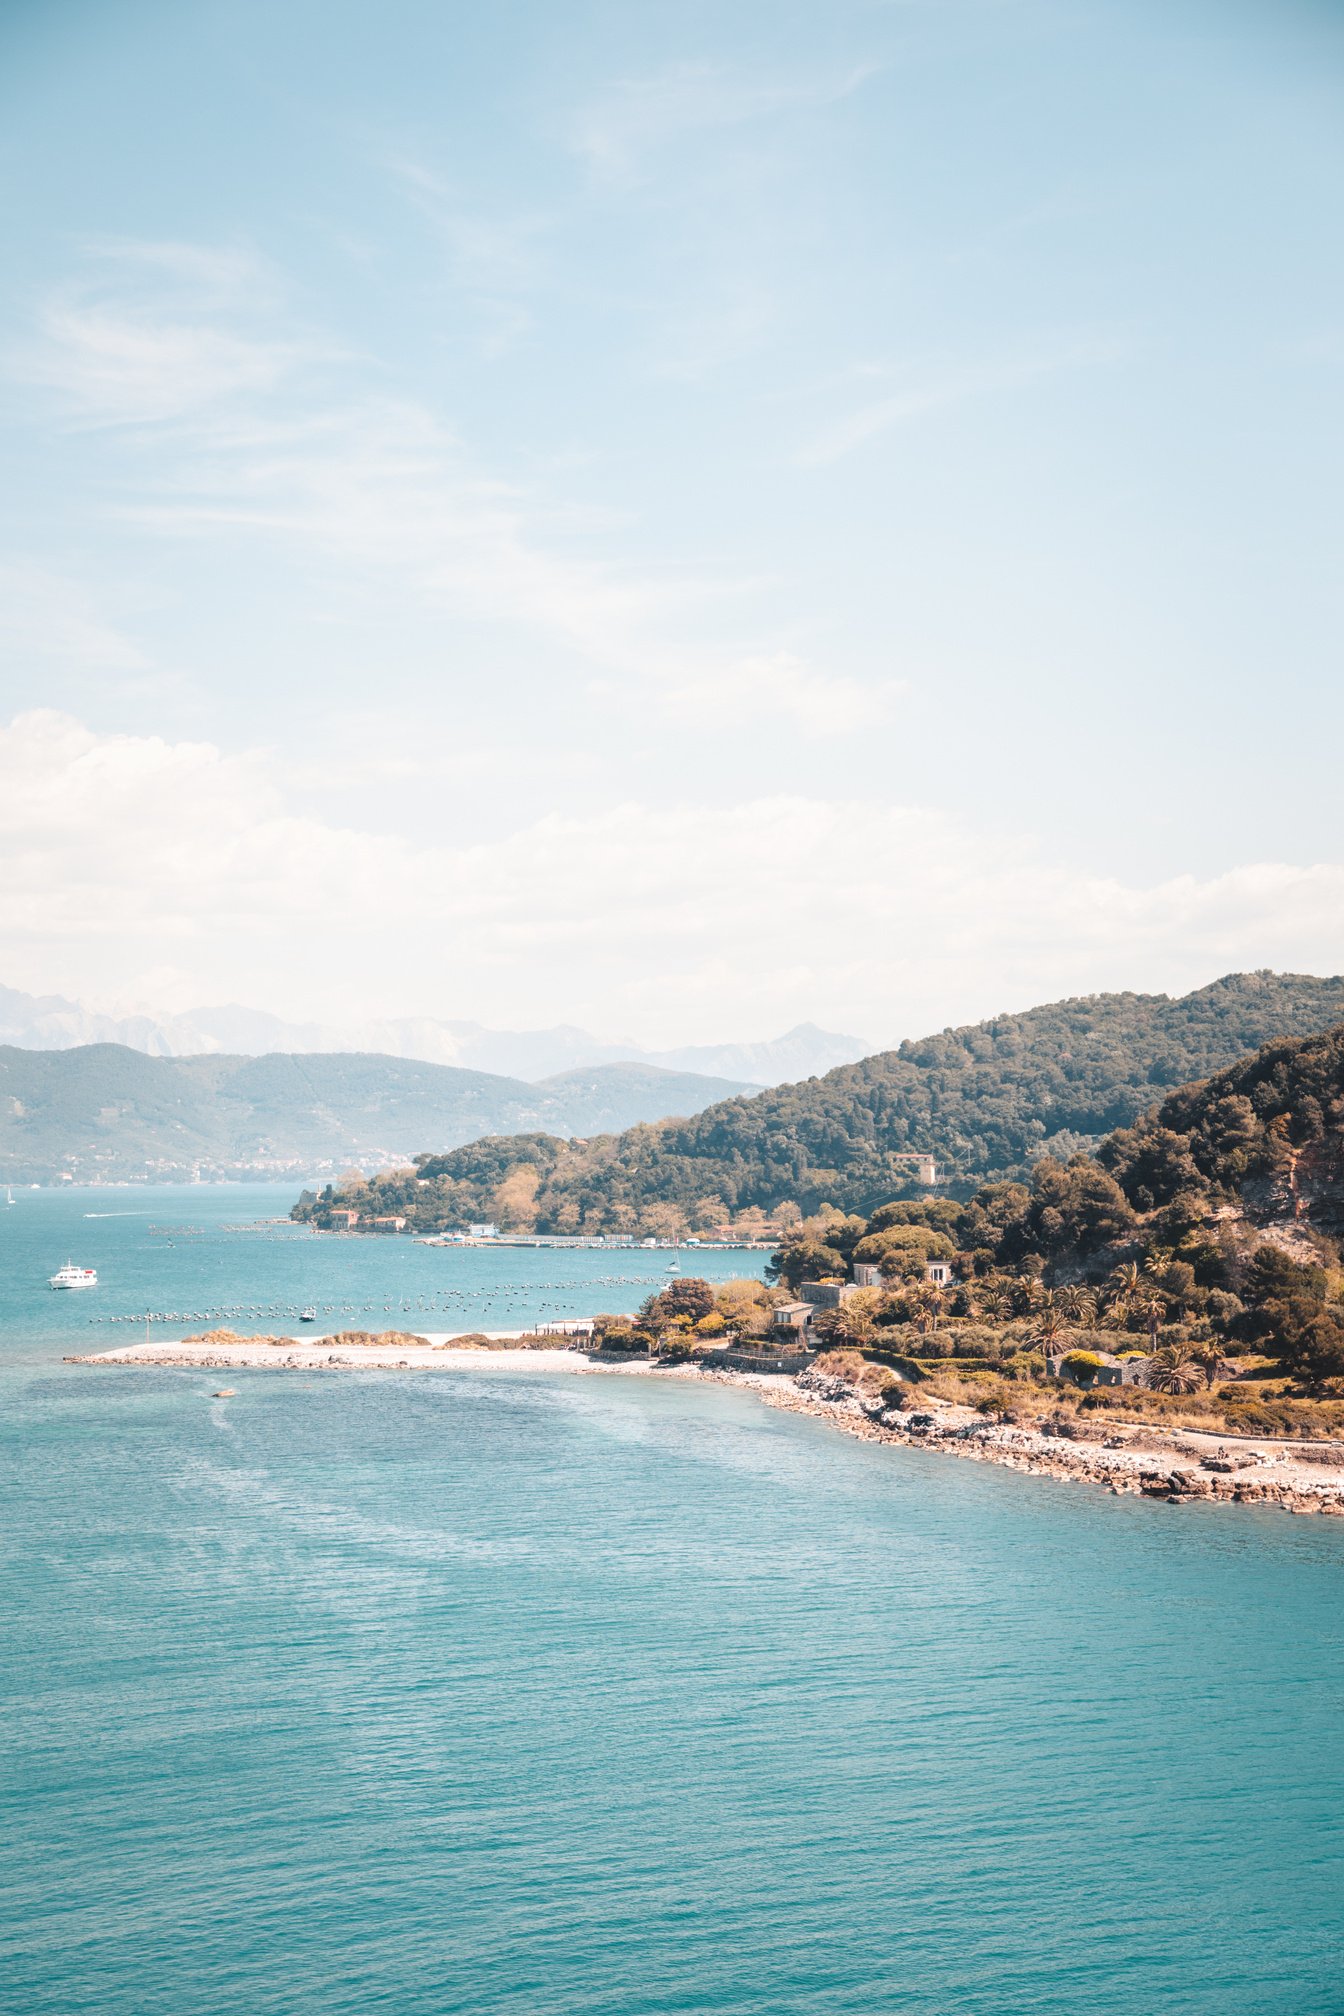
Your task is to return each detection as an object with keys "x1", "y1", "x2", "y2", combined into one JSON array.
[{"x1": 2, "y1": 0, "x2": 1342, "y2": 1043}]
